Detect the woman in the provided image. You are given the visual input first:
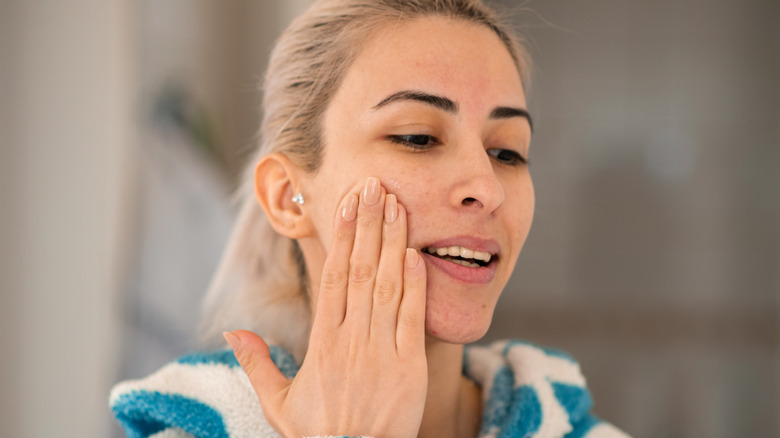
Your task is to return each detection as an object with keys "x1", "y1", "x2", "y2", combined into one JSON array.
[{"x1": 111, "y1": 1, "x2": 629, "y2": 437}]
